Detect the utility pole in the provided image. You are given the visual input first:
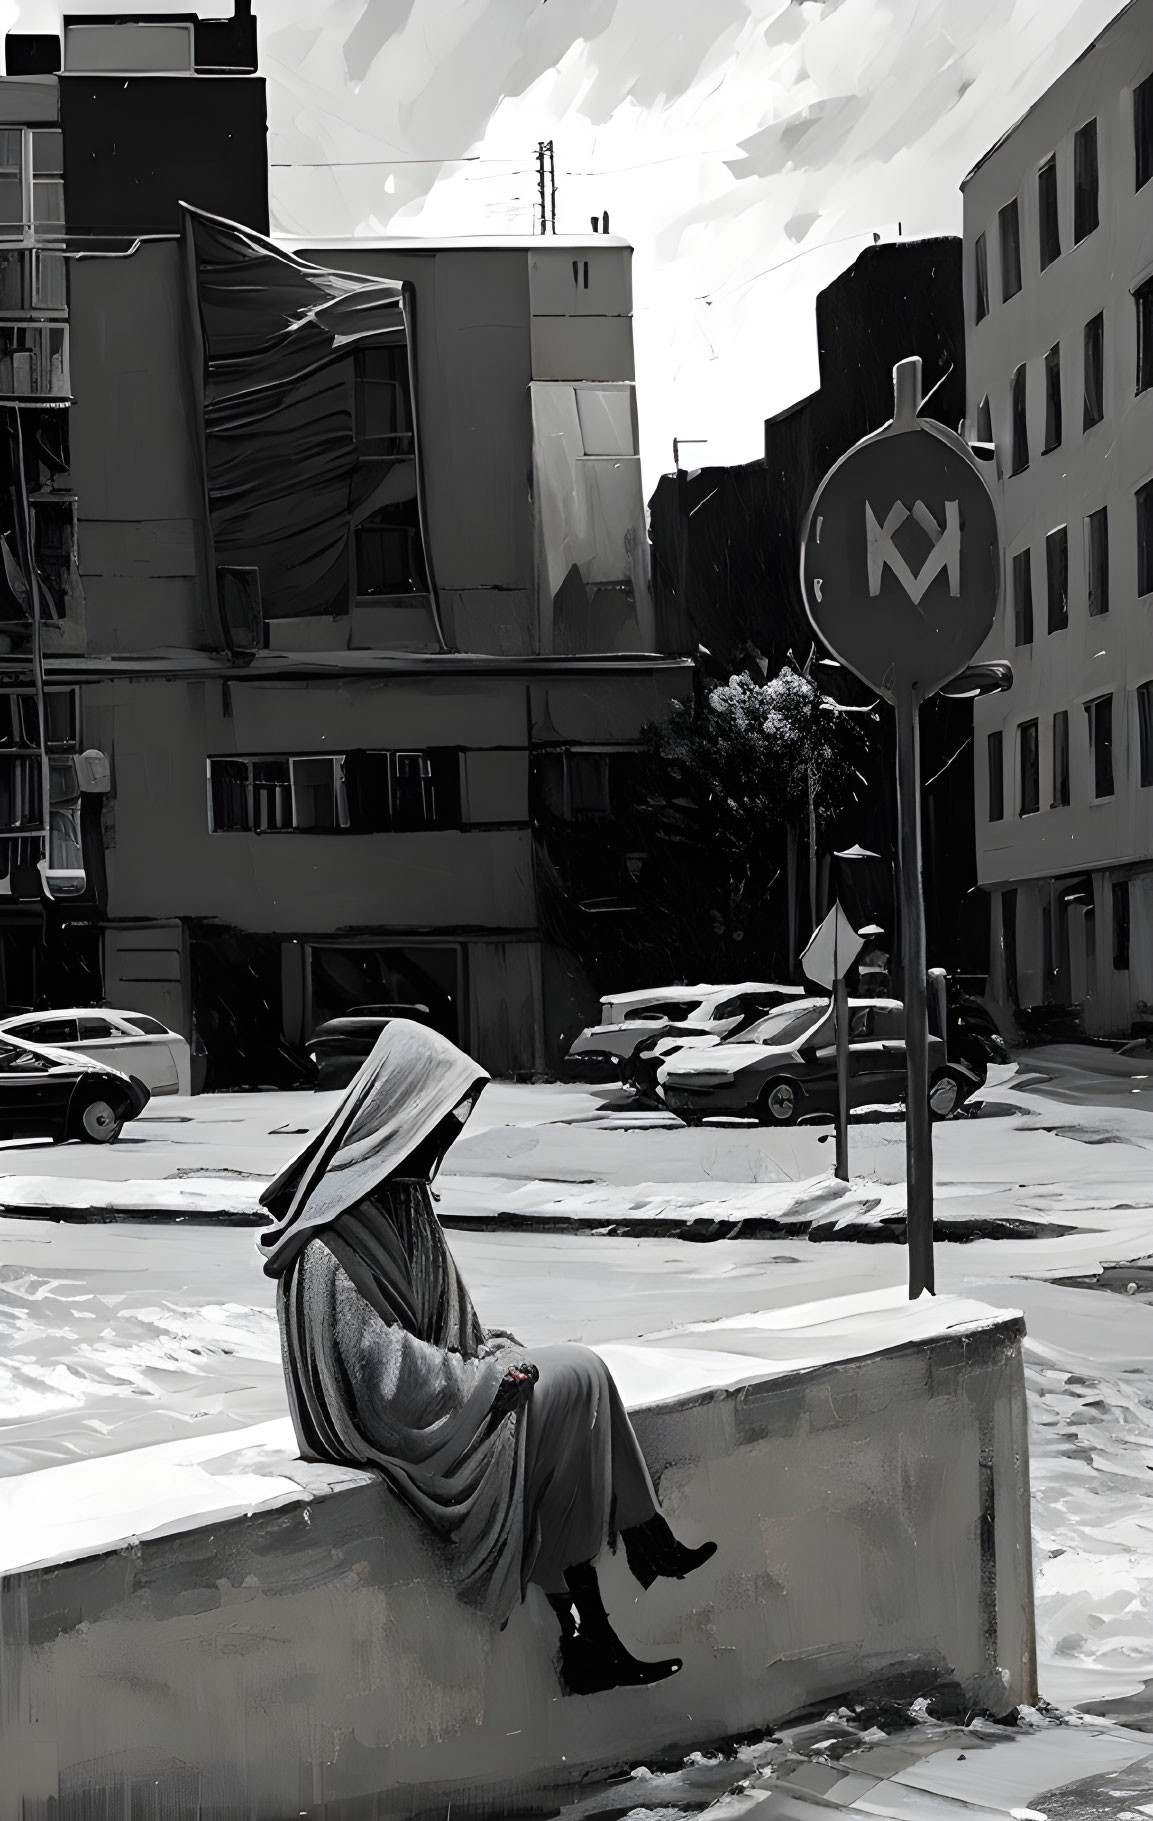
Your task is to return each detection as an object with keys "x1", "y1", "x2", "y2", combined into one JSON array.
[{"x1": 536, "y1": 141, "x2": 556, "y2": 234}]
